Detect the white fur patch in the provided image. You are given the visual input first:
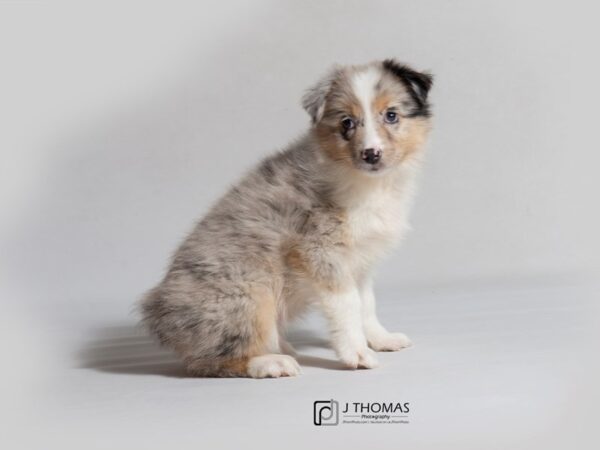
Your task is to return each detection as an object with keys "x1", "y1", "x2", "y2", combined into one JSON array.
[
  {"x1": 351, "y1": 67, "x2": 383, "y2": 151},
  {"x1": 247, "y1": 354, "x2": 301, "y2": 378}
]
